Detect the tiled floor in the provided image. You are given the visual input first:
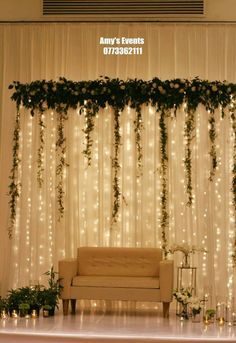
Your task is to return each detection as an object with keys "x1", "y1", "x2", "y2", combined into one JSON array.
[{"x1": 0, "y1": 308, "x2": 236, "y2": 343}]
